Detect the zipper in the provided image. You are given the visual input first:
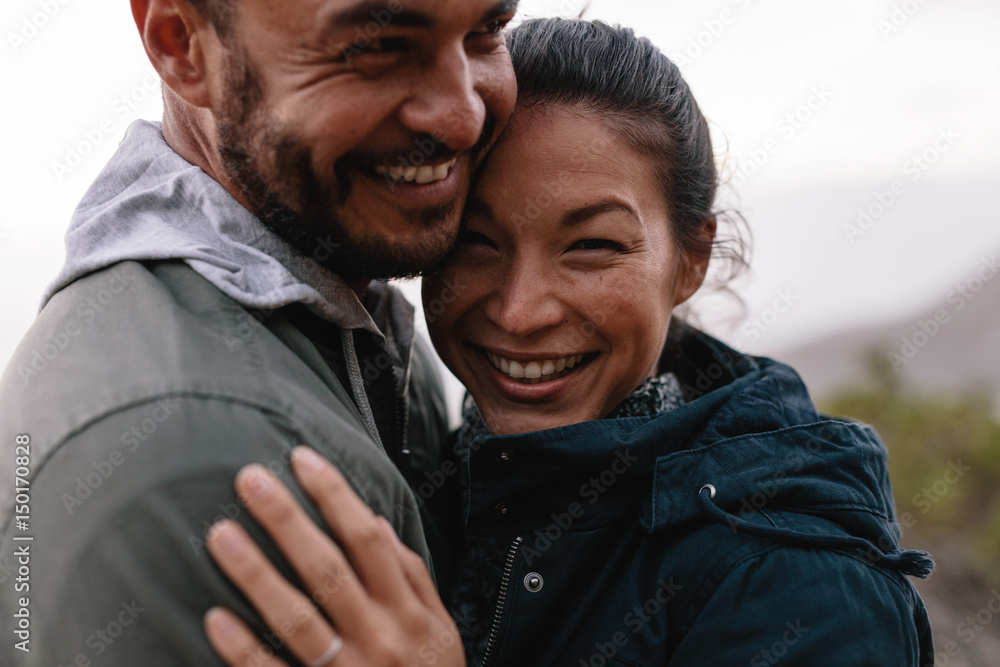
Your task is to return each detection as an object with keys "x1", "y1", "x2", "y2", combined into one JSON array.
[{"x1": 481, "y1": 536, "x2": 524, "y2": 667}]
